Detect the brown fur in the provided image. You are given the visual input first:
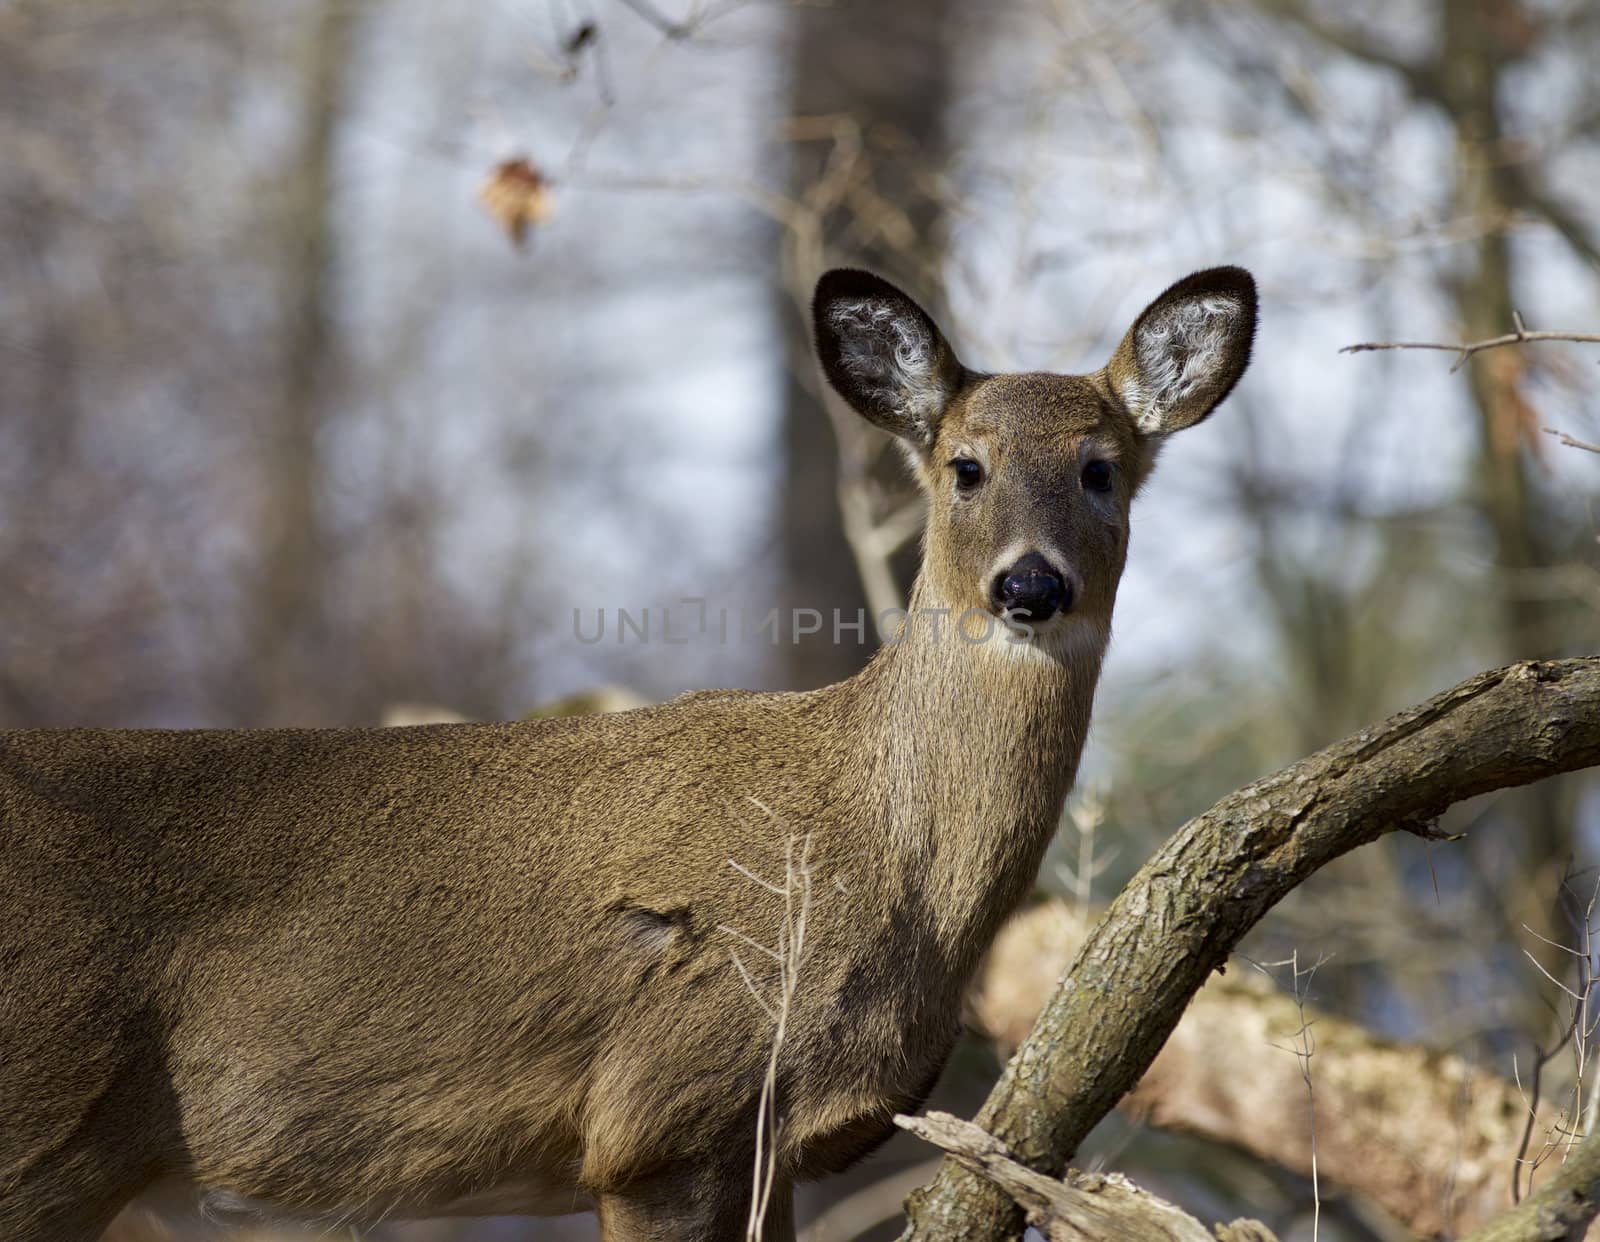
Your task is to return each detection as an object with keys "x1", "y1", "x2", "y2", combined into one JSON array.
[{"x1": 0, "y1": 267, "x2": 1255, "y2": 1241}]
